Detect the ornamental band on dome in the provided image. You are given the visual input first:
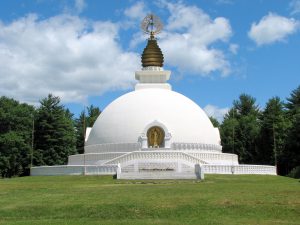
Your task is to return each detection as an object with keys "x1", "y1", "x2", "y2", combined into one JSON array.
[{"x1": 31, "y1": 14, "x2": 277, "y2": 179}]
